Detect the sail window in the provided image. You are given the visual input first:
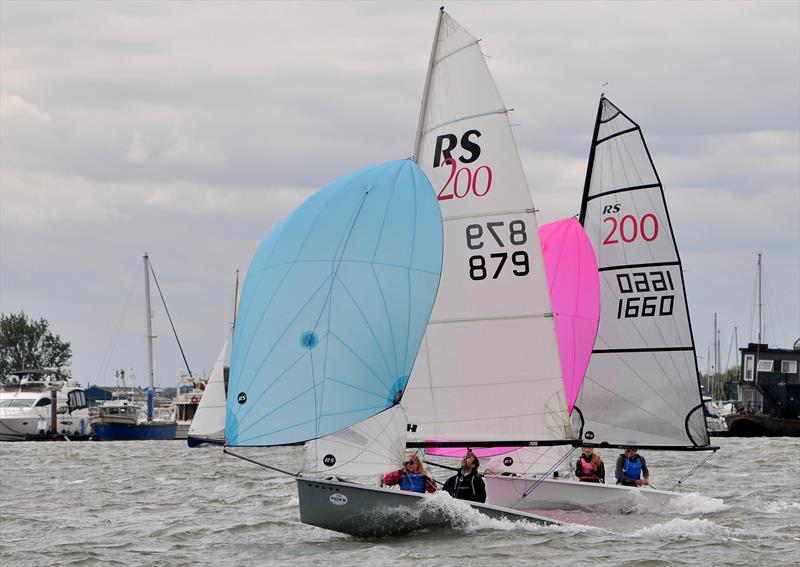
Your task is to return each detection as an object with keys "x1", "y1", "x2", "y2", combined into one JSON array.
[
  {"x1": 757, "y1": 359, "x2": 774, "y2": 373},
  {"x1": 744, "y1": 355, "x2": 755, "y2": 381},
  {"x1": 782, "y1": 360, "x2": 798, "y2": 374}
]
